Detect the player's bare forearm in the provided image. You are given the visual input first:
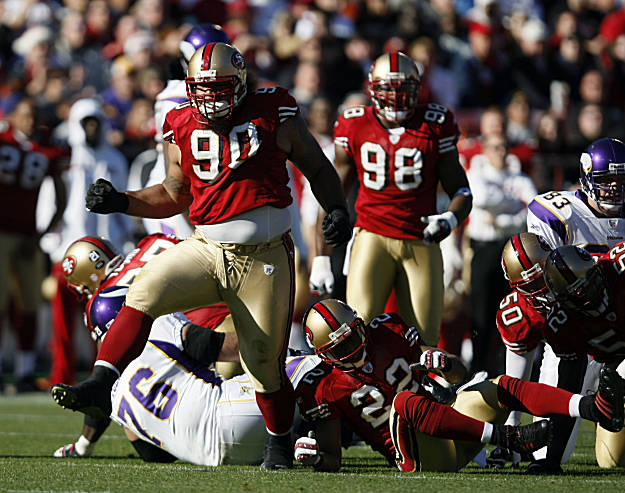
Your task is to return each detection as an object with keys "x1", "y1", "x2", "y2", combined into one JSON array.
[
  {"x1": 438, "y1": 150, "x2": 473, "y2": 225},
  {"x1": 125, "y1": 183, "x2": 190, "y2": 218},
  {"x1": 308, "y1": 165, "x2": 348, "y2": 213},
  {"x1": 447, "y1": 193, "x2": 472, "y2": 226},
  {"x1": 278, "y1": 114, "x2": 348, "y2": 214},
  {"x1": 442, "y1": 354, "x2": 469, "y2": 384}
]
